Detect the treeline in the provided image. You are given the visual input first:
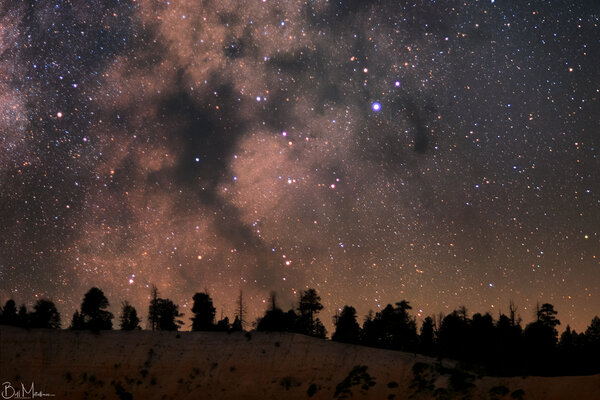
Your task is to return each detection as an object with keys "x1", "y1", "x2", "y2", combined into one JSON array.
[
  {"x1": 252, "y1": 291, "x2": 600, "y2": 376},
  {"x1": 1, "y1": 287, "x2": 599, "y2": 376},
  {"x1": 328, "y1": 302, "x2": 600, "y2": 377},
  {"x1": 0, "y1": 286, "x2": 245, "y2": 333},
  {"x1": 0, "y1": 298, "x2": 61, "y2": 330},
  {"x1": 0, "y1": 286, "x2": 325, "y2": 337}
]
